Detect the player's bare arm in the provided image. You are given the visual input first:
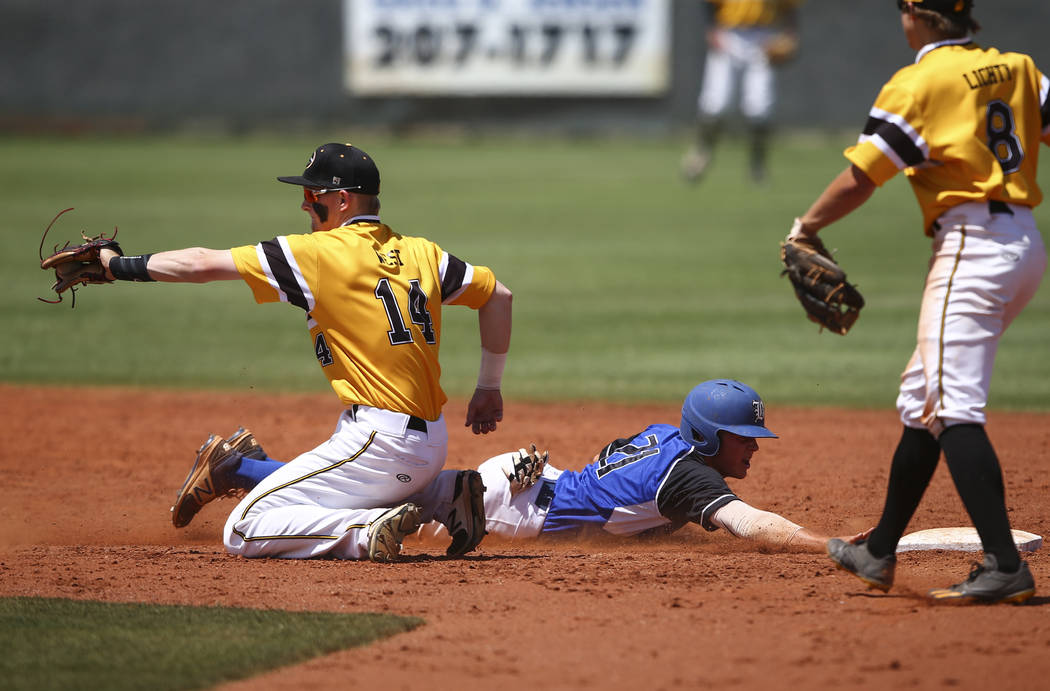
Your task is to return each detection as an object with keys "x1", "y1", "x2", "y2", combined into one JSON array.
[
  {"x1": 794, "y1": 164, "x2": 876, "y2": 237},
  {"x1": 101, "y1": 247, "x2": 239, "y2": 283},
  {"x1": 709, "y1": 501, "x2": 864, "y2": 553},
  {"x1": 710, "y1": 500, "x2": 813, "y2": 552},
  {"x1": 466, "y1": 279, "x2": 512, "y2": 434}
]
